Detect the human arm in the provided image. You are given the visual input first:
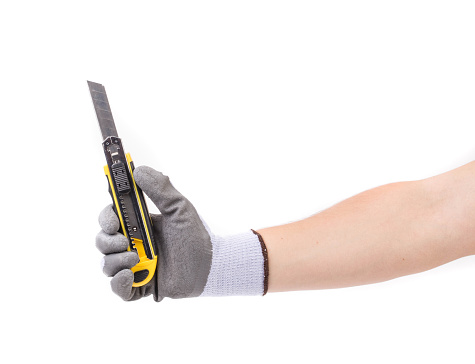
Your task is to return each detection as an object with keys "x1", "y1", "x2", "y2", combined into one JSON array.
[
  {"x1": 96, "y1": 161, "x2": 475, "y2": 300},
  {"x1": 258, "y1": 161, "x2": 475, "y2": 293}
]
